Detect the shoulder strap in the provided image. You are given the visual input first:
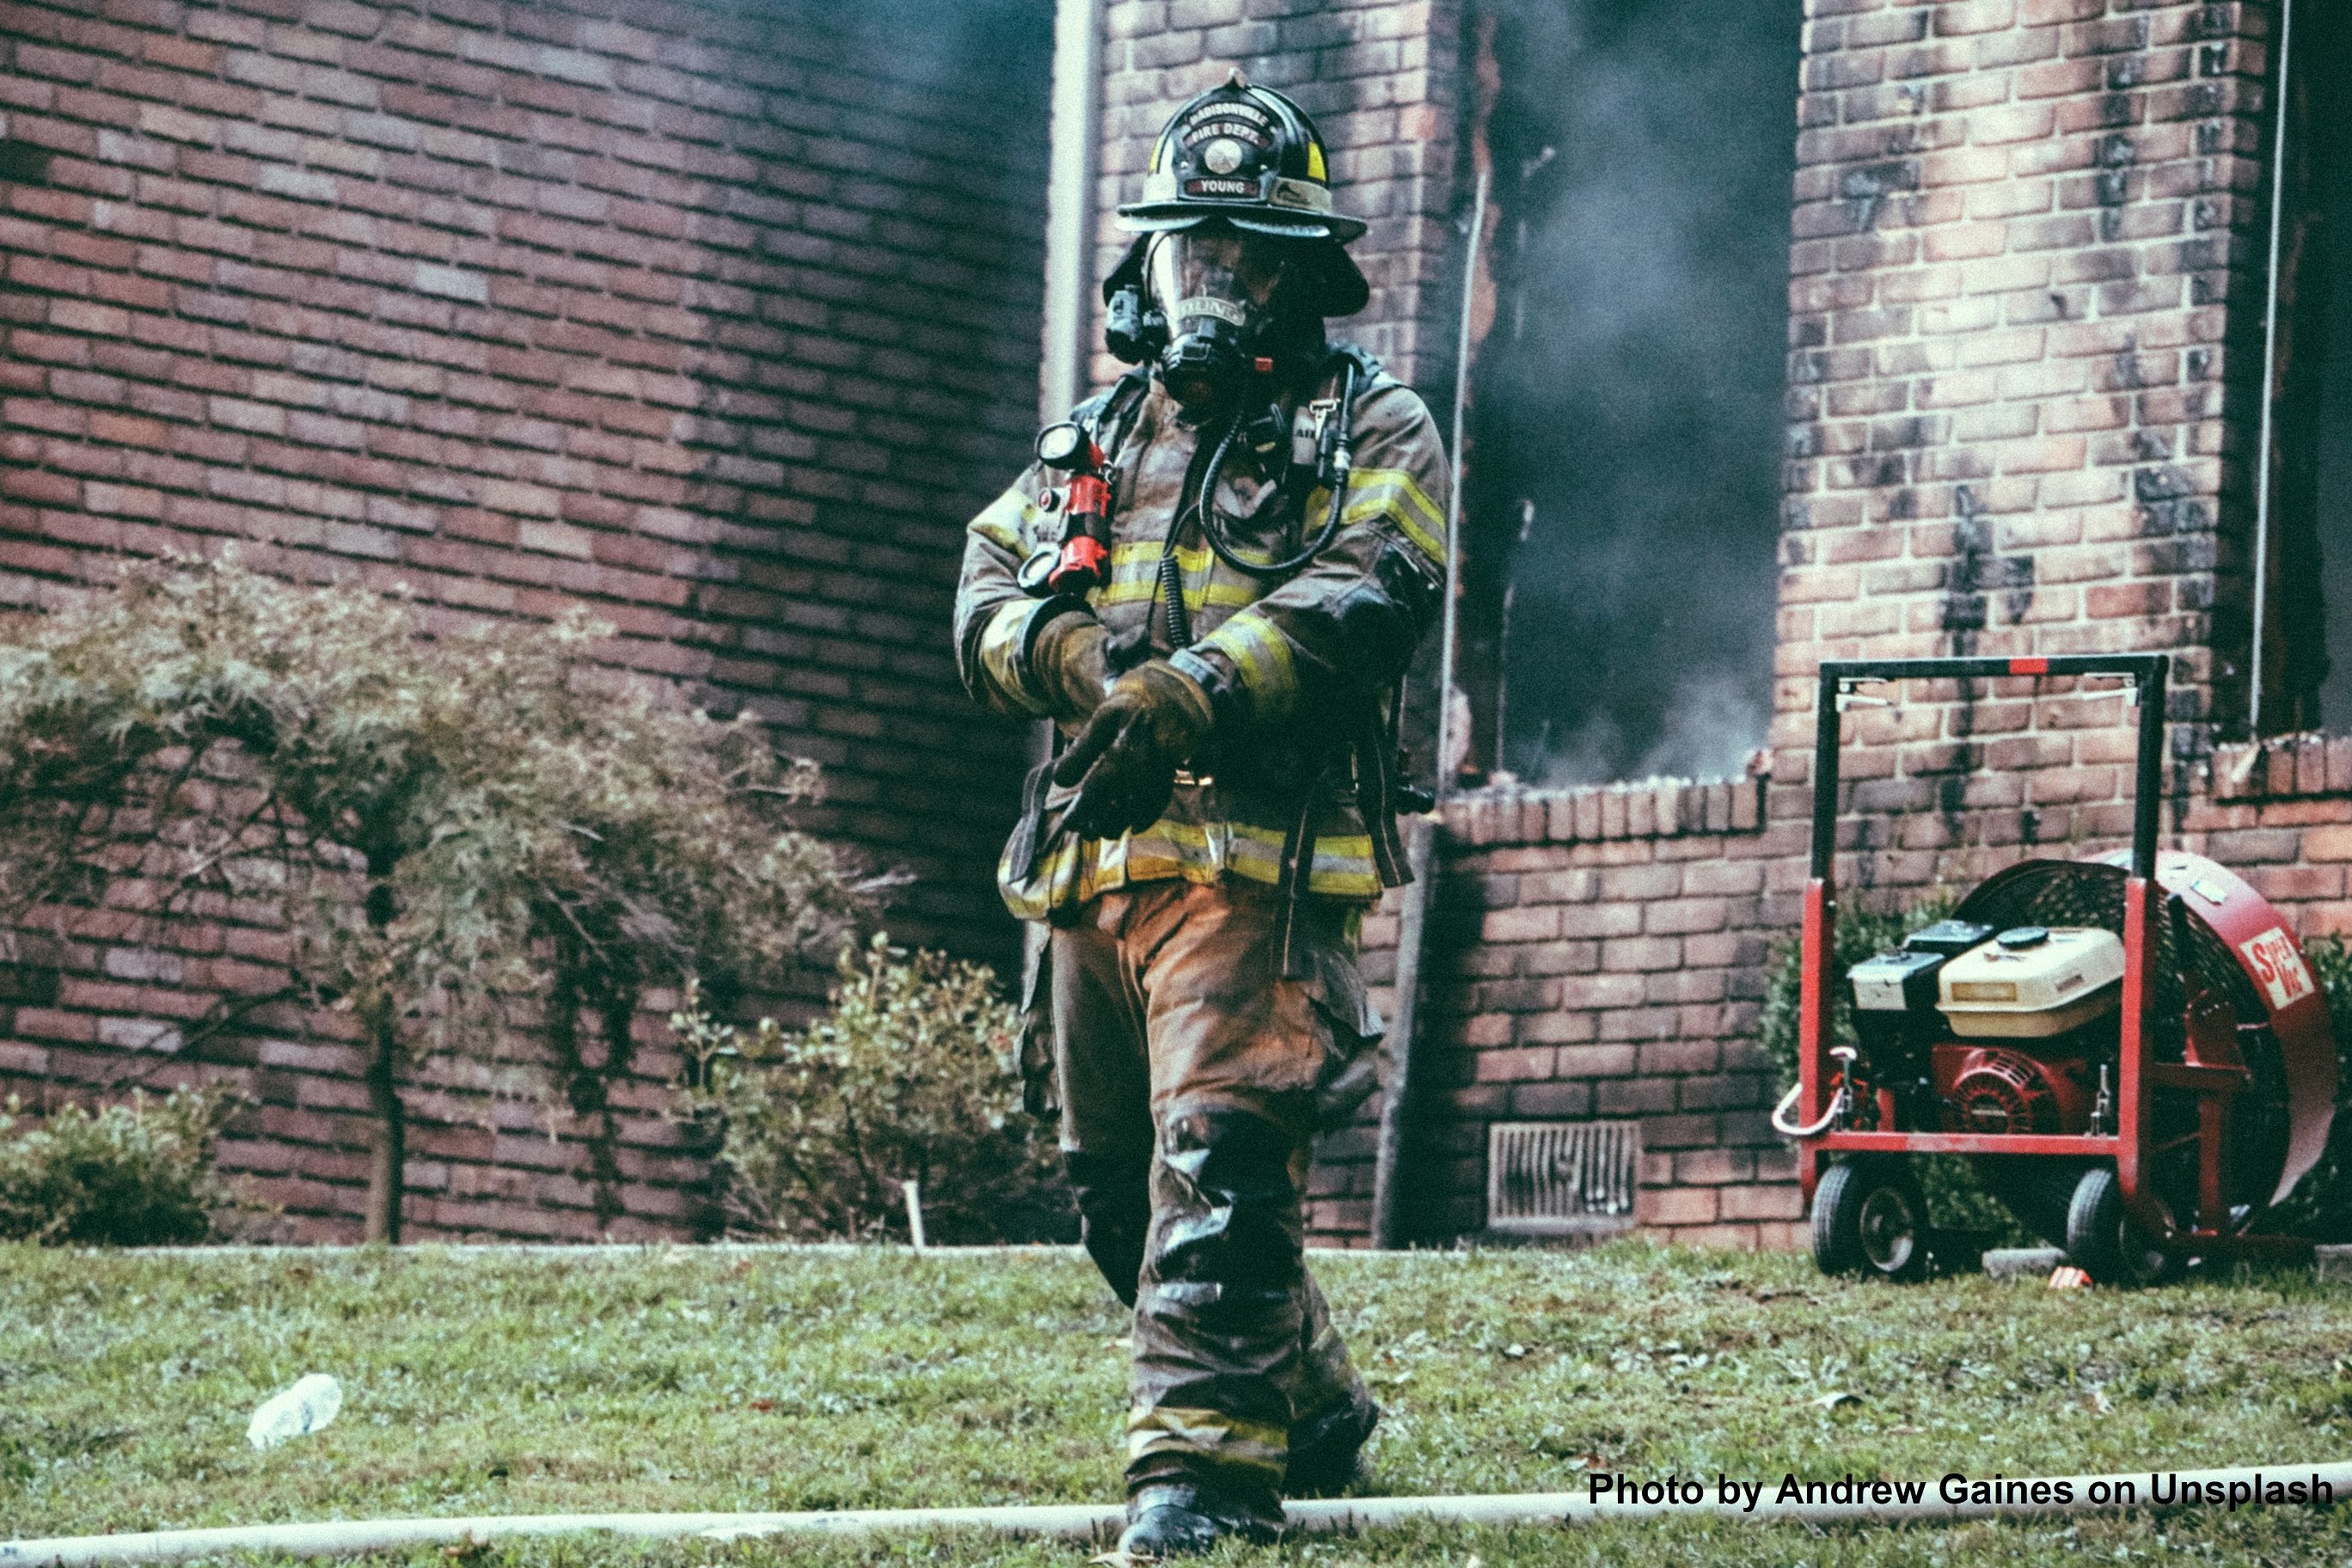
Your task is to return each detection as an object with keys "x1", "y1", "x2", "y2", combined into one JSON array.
[
  {"x1": 1324, "y1": 340, "x2": 1383, "y2": 399},
  {"x1": 1081, "y1": 367, "x2": 1153, "y2": 457}
]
